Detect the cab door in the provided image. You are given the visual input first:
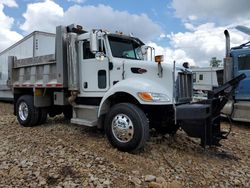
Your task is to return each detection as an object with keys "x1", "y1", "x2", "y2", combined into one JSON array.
[
  {"x1": 234, "y1": 50, "x2": 250, "y2": 100},
  {"x1": 79, "y1": 40, "x2": 109, "y2": 94}
]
